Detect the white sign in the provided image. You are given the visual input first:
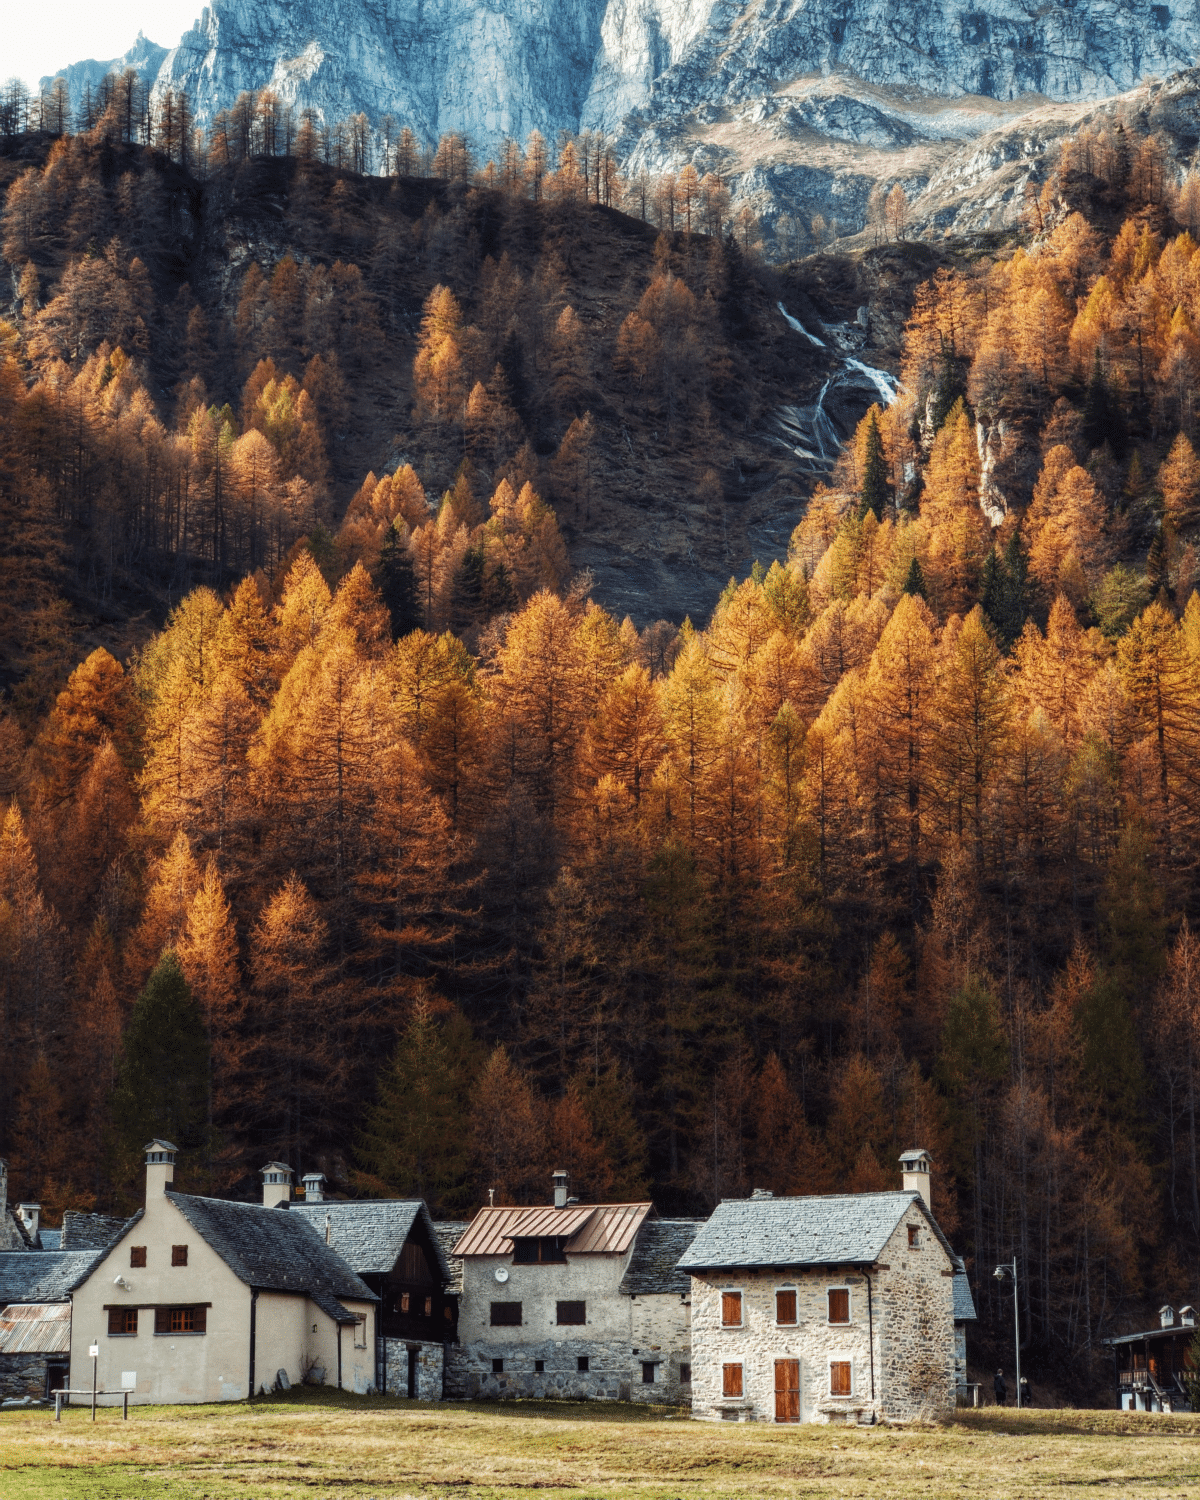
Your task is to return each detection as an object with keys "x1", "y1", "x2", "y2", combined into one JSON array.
[
  {"x1": 120, "y1": 1372, "x2": 137, "y2": 1390},
  {"x1": 88, "y1": 1344, "x2": 98, "y2": 1358}
]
